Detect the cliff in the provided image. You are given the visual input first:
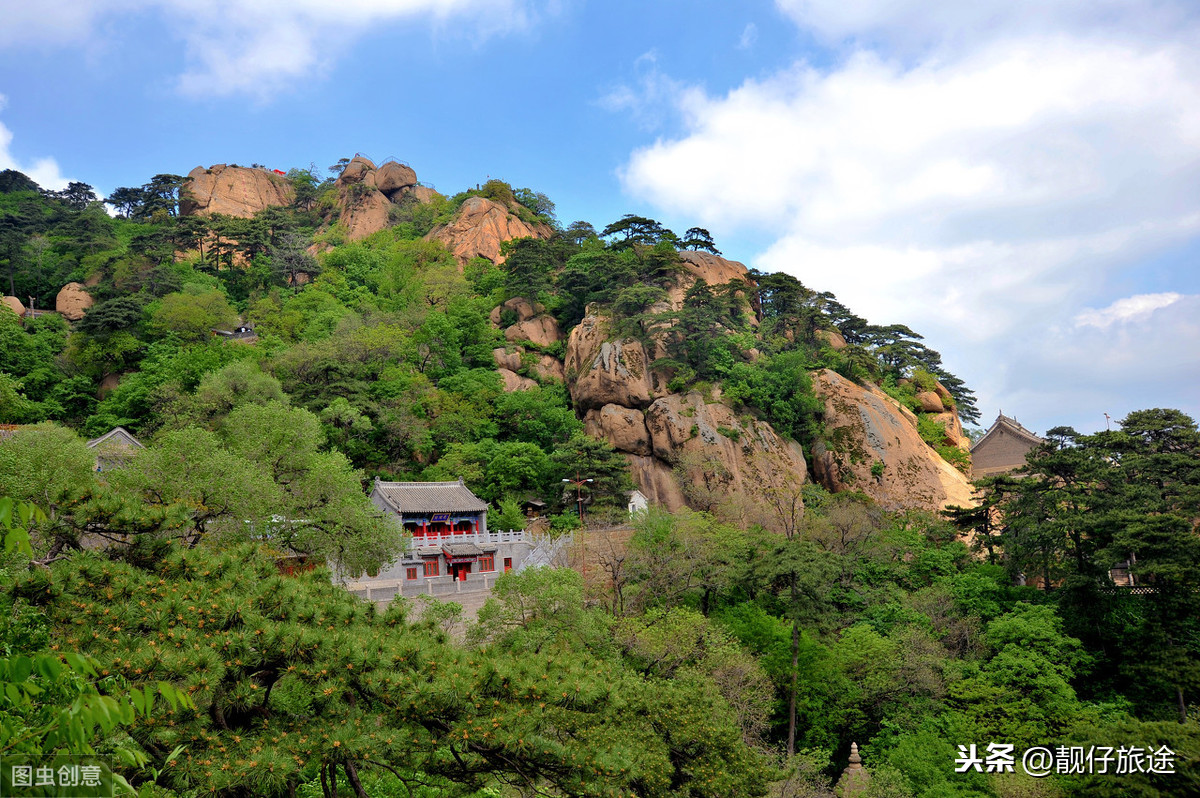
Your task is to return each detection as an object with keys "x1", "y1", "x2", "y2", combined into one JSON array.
[
  {"x1": 810, "y1": 369, "x2": 975, "y2": 511},
  {"x1": 545, "y1": 251, "x2": 974, "y2": 517},
  {"x1": 181, "y1": 164, "x2": 294, "y2": 218},
  {"x1": 333, "y1": 156, "x2": 435, "y2": 241},
  {"x1": 426, "y1": 196, "x2": 553, "y2": 266}
]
